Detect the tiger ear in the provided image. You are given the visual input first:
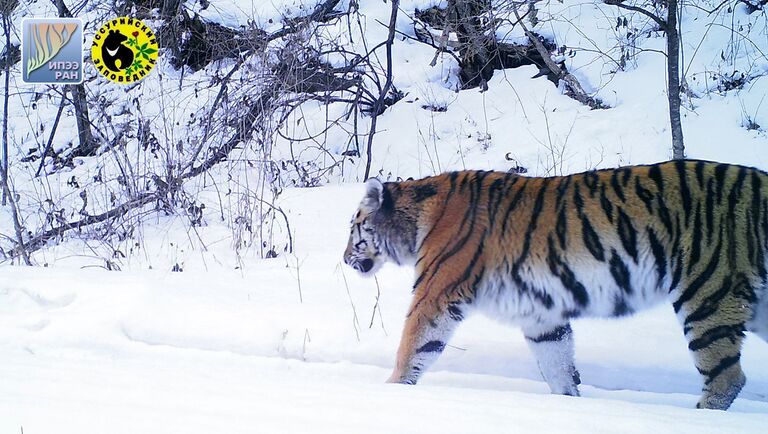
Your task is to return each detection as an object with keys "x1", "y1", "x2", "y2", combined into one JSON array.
[{"x1": 363, "y1": 178, "x2": 384, "y2": 211}]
